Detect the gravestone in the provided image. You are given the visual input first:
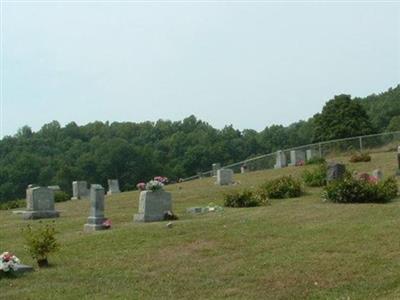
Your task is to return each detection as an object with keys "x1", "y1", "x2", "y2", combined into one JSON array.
[
  {"x1": 240, "y1": 164, "x2": 248, "y2": 174},
  {"x1": 212, "y1": 163, "x2": 221, "y2": 177},
  {"x1": 134, "y1": 190, "x2": 172, "y2": 222},
  {"x1": 372, "y1": 169, "x2": 383, "y2": 181},
  {"x1": 326, "y1": 163, "x2": 346, "y2": 182},
  {"x1": 84, "y1": 184, "x2": 108, "y2": 232},
  {"x1": 216, "y1": 169, "x2": 233, "y2": 185},
  {"x1": 22, "y1": 187, "x2": 59, "y2": 220},
  {"x1": 71, "y1": 181, "x2": 89, "y2": 200},
  {"x1": 397, "y1": 146, "x2": 400, "y2": 176},
  {"x1": 107, "y1": 179, "x2": 120, "y2": 195},
  {"x1": 289, "y1": 150, "x2": 306, "y2": 166},
  {"x1": 274, "y1": 150, "x2": 287, "y2": 169},
  {"x1": 48, "y1": 185, "x2": 61, "y2": 192},
  {"x1": 306, "y1": 149, "x2": 319, "y2": 161}
]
